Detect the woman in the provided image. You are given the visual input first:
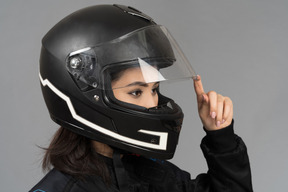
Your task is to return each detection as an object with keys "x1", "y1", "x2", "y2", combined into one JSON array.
[{"x1": 30, "y1": 4, "x2": 253, "y2": 192}]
